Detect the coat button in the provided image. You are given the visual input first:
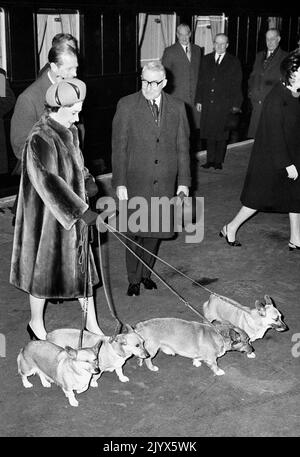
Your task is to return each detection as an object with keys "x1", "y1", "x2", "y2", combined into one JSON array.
[
  {"x1": 156, "y1": 138, "x2": 159, "y2": 143},
  {"x1": 153, "y1": 180, "x2": 158, "y2": 184},
  {"x1": 155, "y1": 160, "x2": 158, "y2": 164}
]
